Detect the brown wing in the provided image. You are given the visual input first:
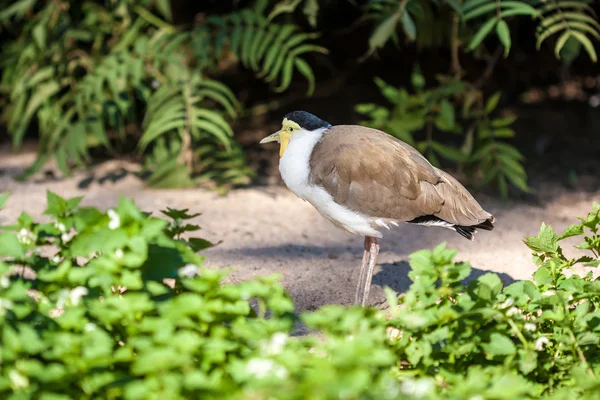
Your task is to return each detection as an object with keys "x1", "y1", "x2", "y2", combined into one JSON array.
[{"x1": 309, "y1": 125, "x2": 493, "y2": 226}]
